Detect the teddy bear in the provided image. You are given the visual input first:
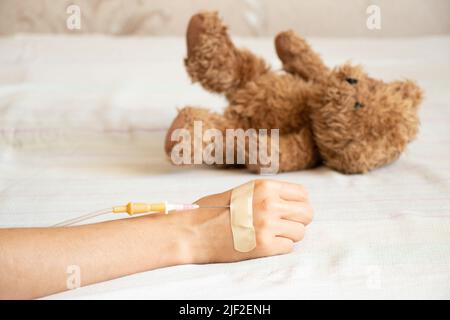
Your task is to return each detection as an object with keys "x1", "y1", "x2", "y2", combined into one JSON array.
[{"x1": 164, "y1": 11, "x2": 423, "y2": 174}]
